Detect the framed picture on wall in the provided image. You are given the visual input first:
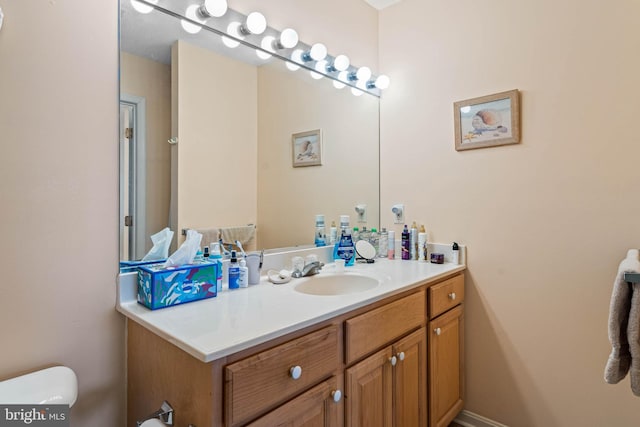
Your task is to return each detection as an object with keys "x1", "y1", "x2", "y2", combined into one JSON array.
[
  {"x1": 292, "y1": 129, "x2": 322, "y2": 167},
  {"x1": 454, "y1": 89, "x2": 521, "y2": 151}
]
